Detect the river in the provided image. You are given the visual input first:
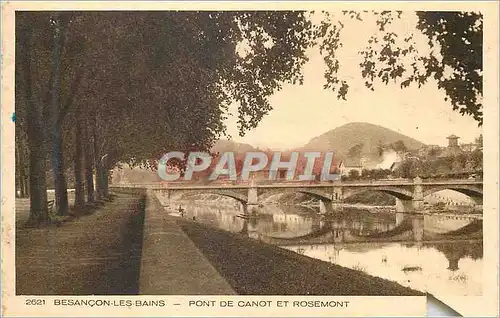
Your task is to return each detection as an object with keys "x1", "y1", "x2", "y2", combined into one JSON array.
[{"x1": 163, "y1": 199, "x2": 482, "y2": 300}]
